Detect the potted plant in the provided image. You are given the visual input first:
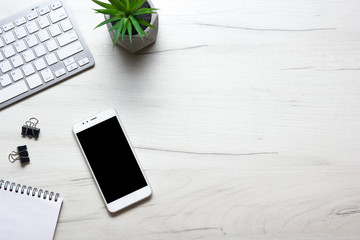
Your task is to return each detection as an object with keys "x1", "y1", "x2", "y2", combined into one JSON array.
[{"x1": 92, "y1": 0, "x2": 159, "y2": 53}]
